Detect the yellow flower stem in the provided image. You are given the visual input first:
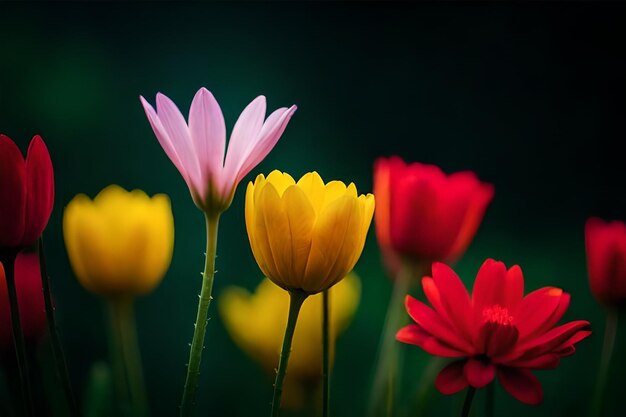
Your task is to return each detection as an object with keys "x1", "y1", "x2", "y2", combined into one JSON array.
[
  {"x1": 591, "y1": 308, "x2": 619, "y2": 417},
  {"x1": 322, "y1": 289, "x2": 331, "y2": 417},
  {"x1": 108, "y1": 297, "x2": 148, "y2": 417},
  {"x1": 38, "y1": 238, "x2": 78, "y2": 417},
  {"x1": 368, "y1": 262, "x2": 420, "y2": 417},
  {"x1": 271, "y1": 290, "x2": 308, "y2": 417},
  {"x1": 180, "y1": 212, "x2": 221, "y2": 417},
  {"x1": 0, "y1": 250, "x2": 34, "y2": 417},
  {"x1": 106, "y1": 299, "x2": 130, "y2": 415}
]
